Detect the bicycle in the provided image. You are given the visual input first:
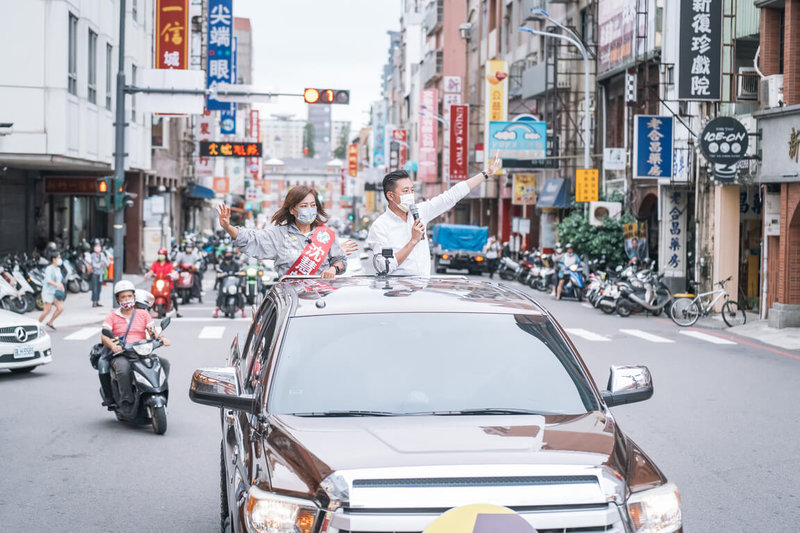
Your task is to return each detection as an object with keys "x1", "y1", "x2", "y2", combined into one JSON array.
[{"x1": 669, "y1": 276, "x2": 747, "y2": 327}]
